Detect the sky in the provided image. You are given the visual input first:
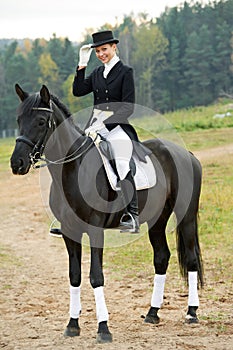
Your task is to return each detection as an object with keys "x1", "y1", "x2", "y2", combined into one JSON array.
[{"x1": 0, "y1": 0, "x2": 208, "y2": 42}]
